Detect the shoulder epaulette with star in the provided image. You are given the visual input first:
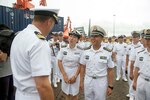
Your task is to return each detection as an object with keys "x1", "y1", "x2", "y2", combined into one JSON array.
[
  {"x1": 137, "y1": 49, "x2": 145, "y2": 54},
  {"x1": 103, "y1": 47, "x2": 112, "y2": 52},
  {"x1": 34, "y1": 31, "x2": 45, "y2": 40}
]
